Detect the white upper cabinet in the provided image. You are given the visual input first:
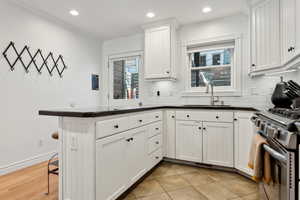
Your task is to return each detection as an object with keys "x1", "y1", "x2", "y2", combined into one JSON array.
[
  {"x1": 143, "y1": 20, "x2": 177, "y2": 80},
  {"x1": 280, "y1": 0, "x2": 297, "y2": 64},
  {"x1": 202, "y1": 122, "x2": 234, "y2": 167},
  {"x1": 250, "y1": 0, "x2": 281, "y2": 72},
  {"x1": 250, "y1": 0, "x2": 300, "y2": 74}
]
